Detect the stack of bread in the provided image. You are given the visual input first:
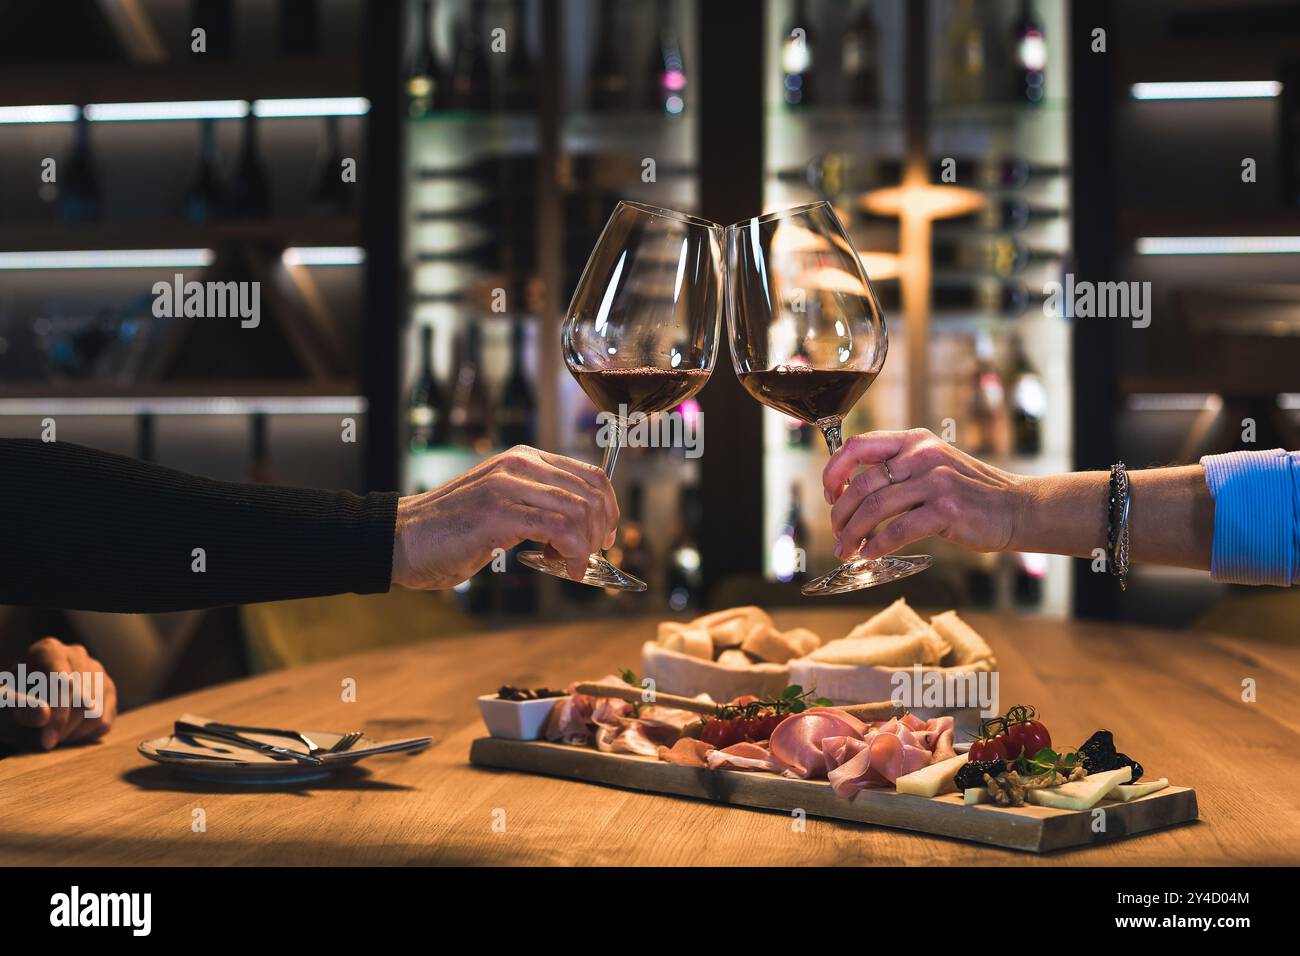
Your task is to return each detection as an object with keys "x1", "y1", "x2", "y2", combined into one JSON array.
[
  {"x1": 787, "y1": 598, "x2": 995, "y2": 705},
  {"x1": 642, "y1": 599, "x2": 996, "y2": 727},
  {"x1": 641, "y1": 606, "x2": 822, "y2": 701}
]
